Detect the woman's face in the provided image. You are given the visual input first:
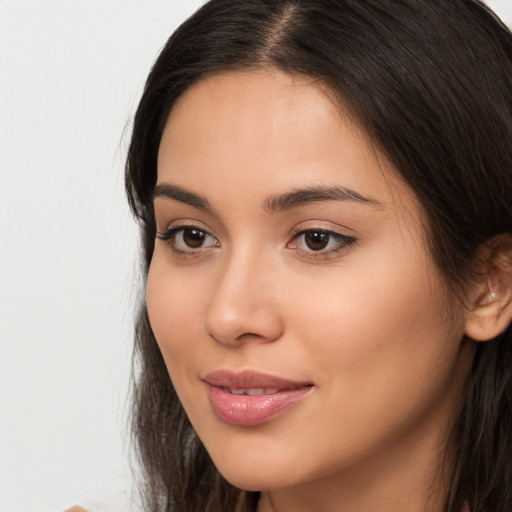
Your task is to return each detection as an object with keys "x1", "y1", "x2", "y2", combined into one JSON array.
[{"x1": 147, "y1": 70, "x2": 473, "y2": 503}]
